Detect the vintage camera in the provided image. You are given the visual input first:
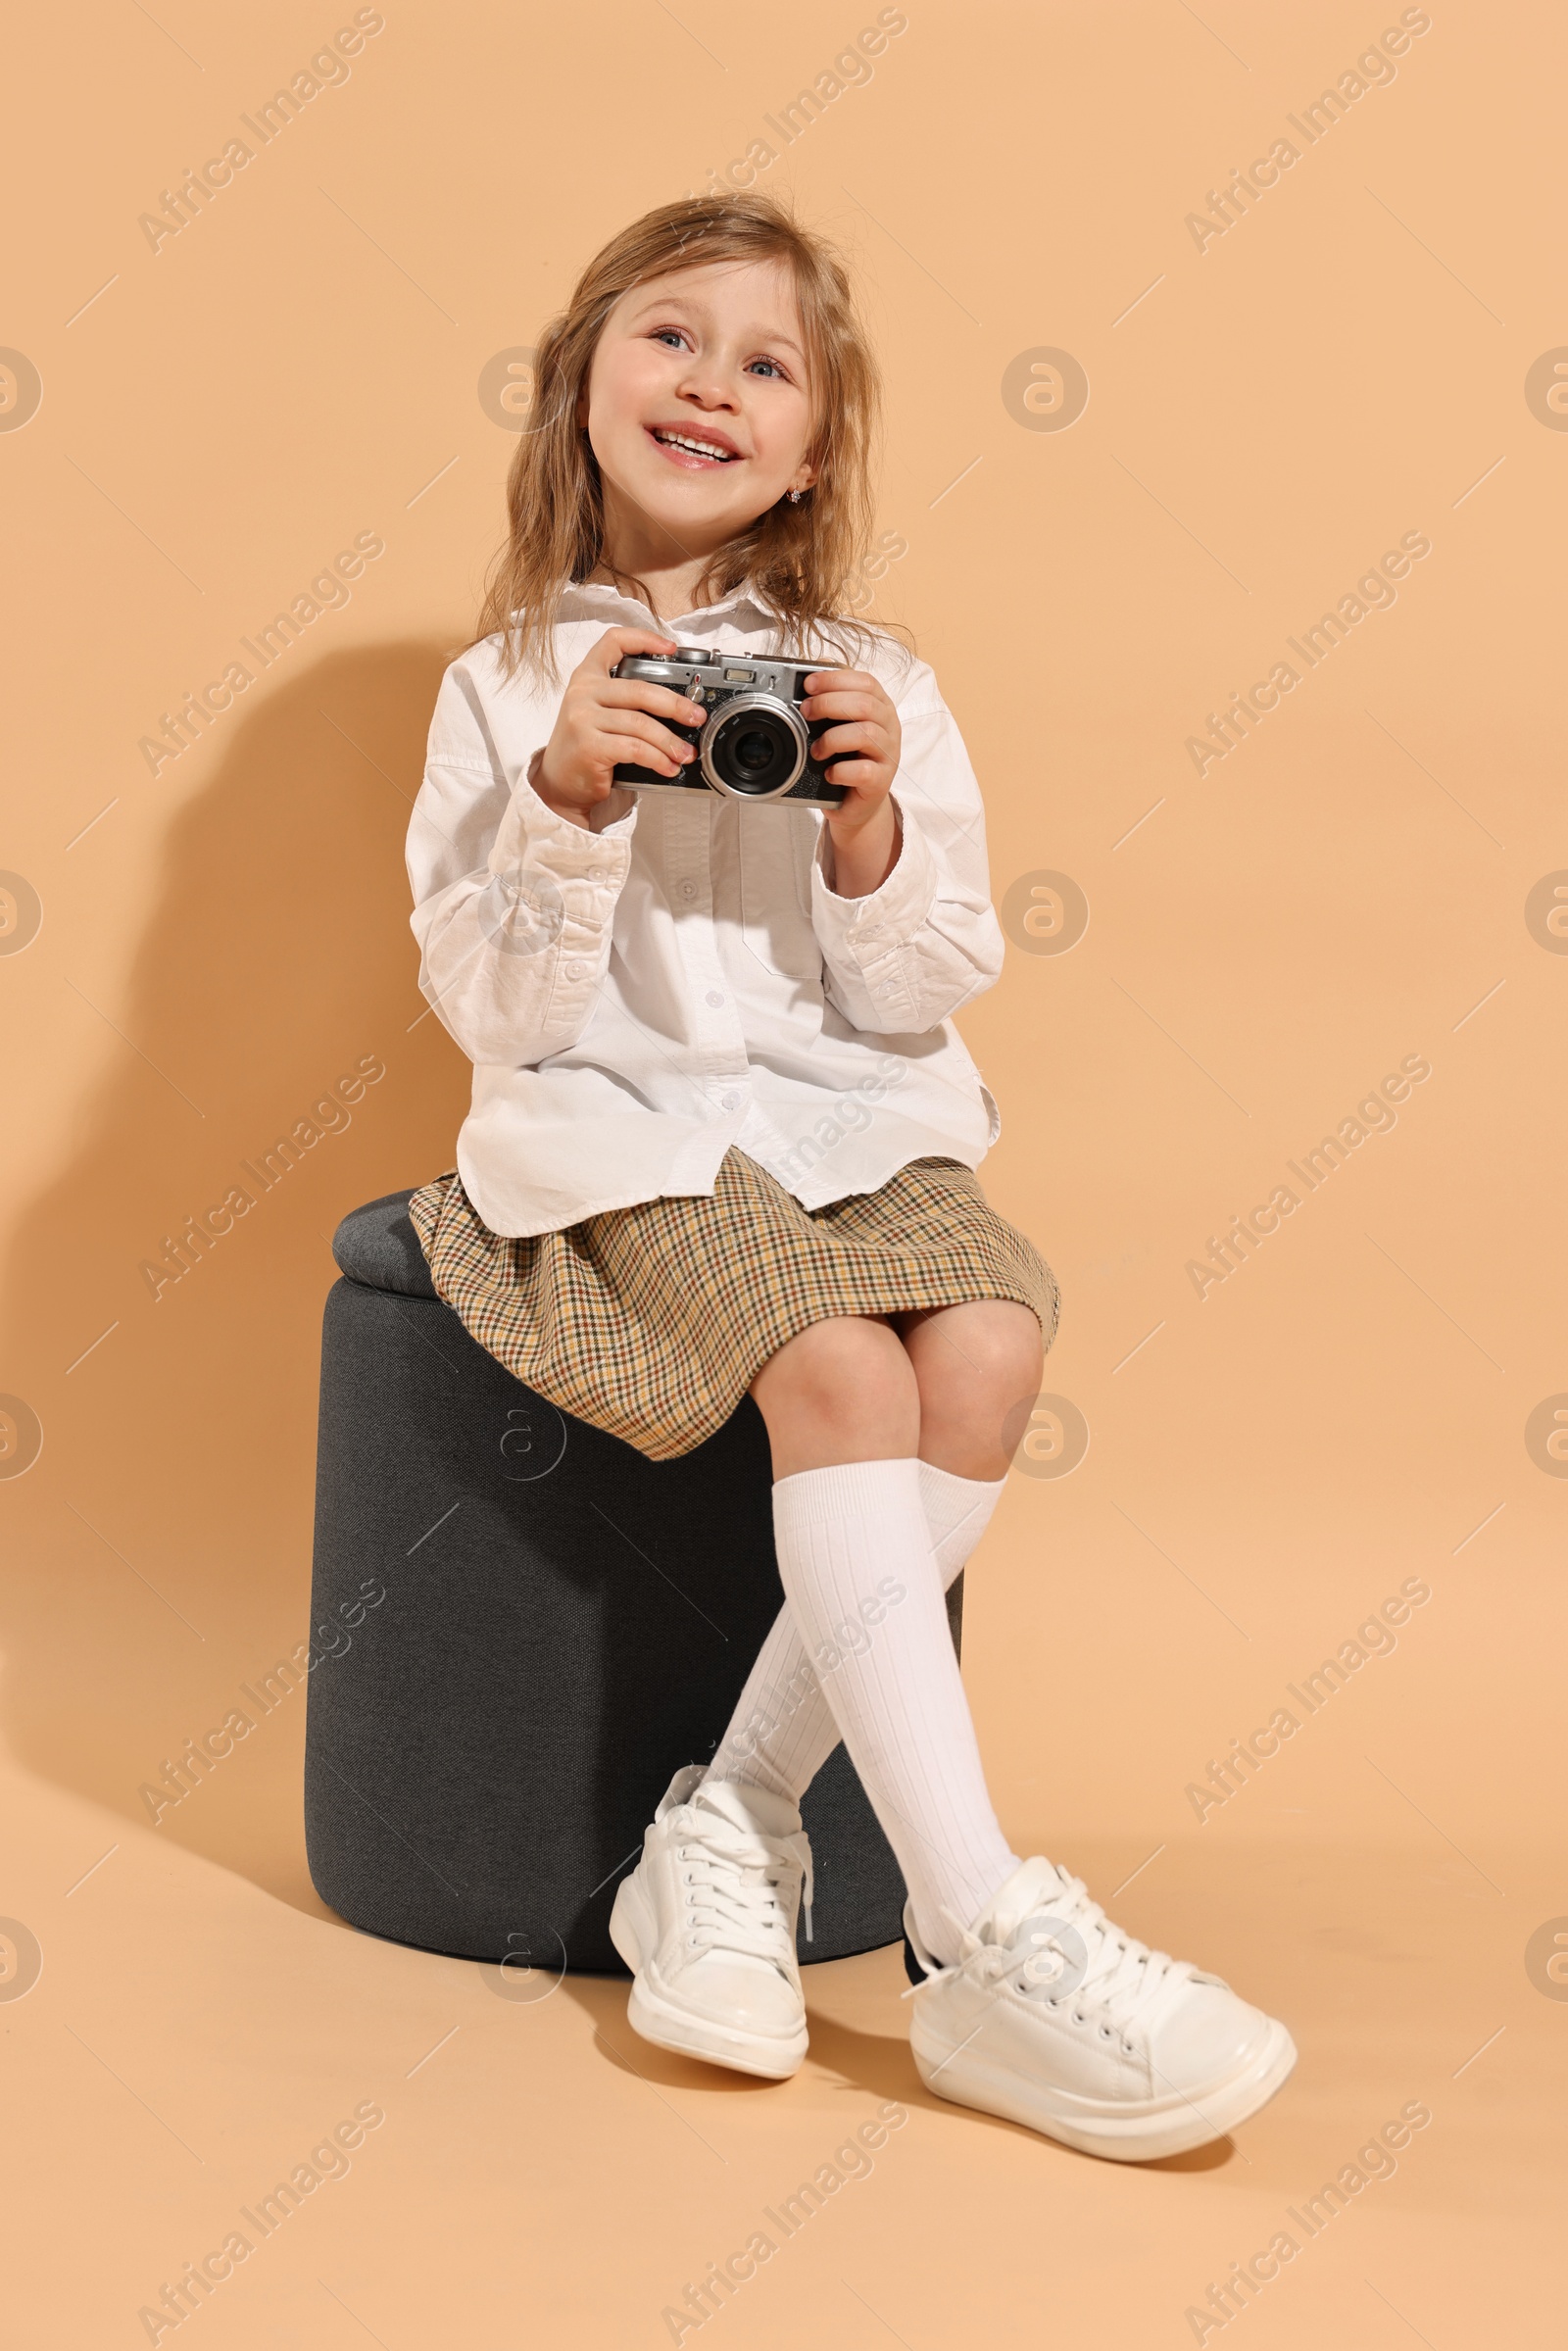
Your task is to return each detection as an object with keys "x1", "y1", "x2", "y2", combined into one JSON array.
[{"x1": 610, "y1": 649, "x2": 849, "y2": 808}]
